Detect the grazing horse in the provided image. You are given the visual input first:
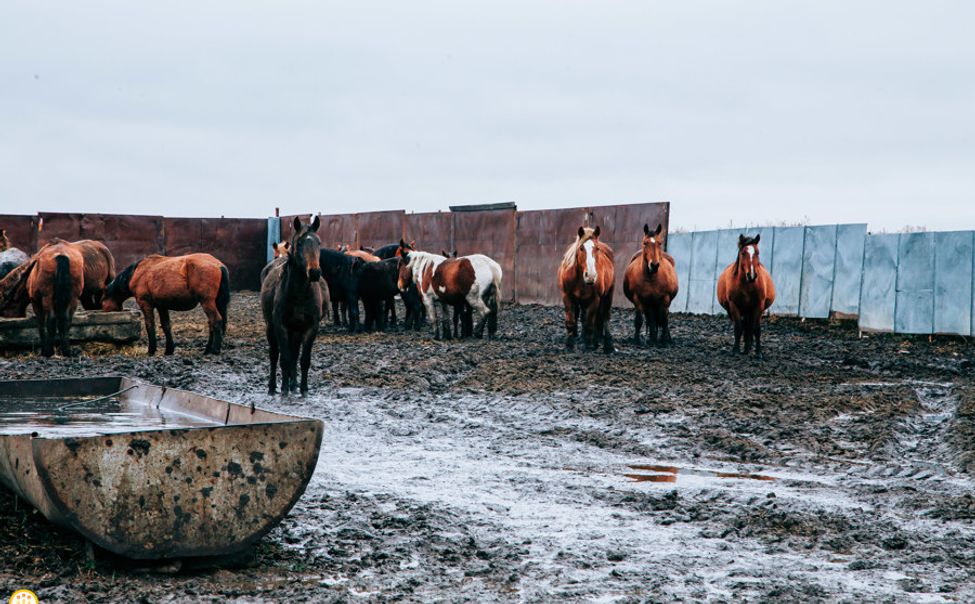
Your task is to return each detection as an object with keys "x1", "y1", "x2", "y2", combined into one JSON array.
[
  {"x1": 717, "y1": 234, "x2": 776, "y2": 358},
  {"x1": 28, "y1": 241, "x2": 85, "y2": 356},
  {"x1": 623, "y1": 224, "x2": 679, "y2": 346},
  {"x1": 102, "y1": 253, "x2": 230, "y2": 356},
  {"x1": 558, "y1": 226, "x2": 615, "y2": 353},
  {"x1": 397, "y1": 241, "x2": 502, "y2": 340},
  {"x1": 0, "y1": 257, "x2": 33, "y2": 317},
  {"x1": 261, "y1": 216, "x2": 322, "y2": 394}
]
